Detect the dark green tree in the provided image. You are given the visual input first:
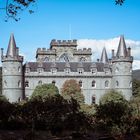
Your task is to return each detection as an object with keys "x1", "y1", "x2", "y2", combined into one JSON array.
[{"x1": 96, "y1": 90, "x2": 134, "y2": 136}]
